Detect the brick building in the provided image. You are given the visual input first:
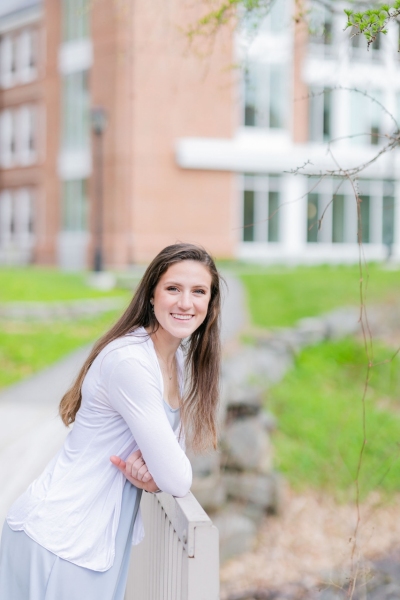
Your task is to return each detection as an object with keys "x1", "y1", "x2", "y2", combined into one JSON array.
[
  {"x1": 1, "y1": 0, "x2": 400, "y2": 269},
  {"x1": 0, "y1": 0, "x2": 236, "y2": 269}
]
